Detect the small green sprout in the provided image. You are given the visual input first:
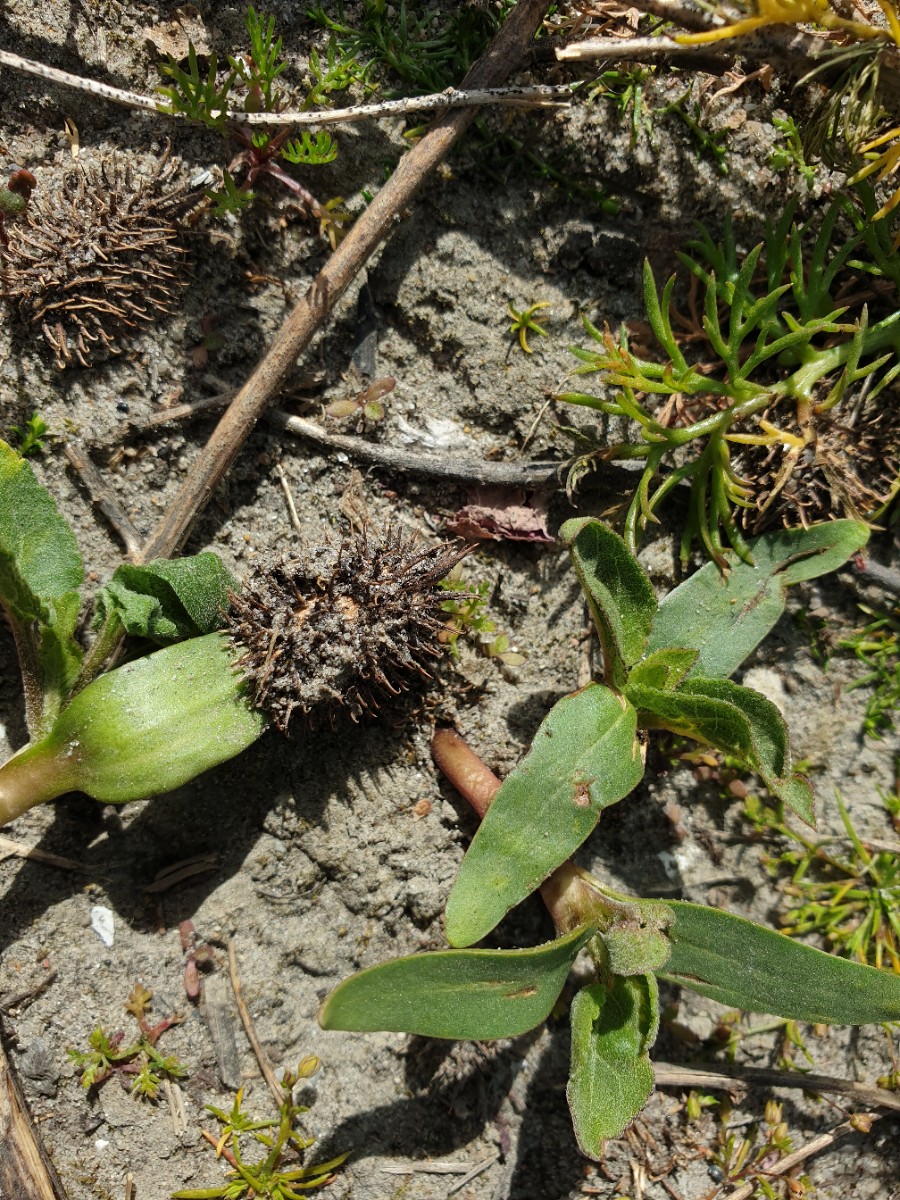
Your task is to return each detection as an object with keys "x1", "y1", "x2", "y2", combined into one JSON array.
[
  {"x1": 439, "y1": 567, "x2": 526, "y2": 666},
  {"x1": 770, "y1": 115, "x2": 818, "y2": 190},
  {"x1": 324, "y1": 375, "x2": 394, "y2": 427},
  {"x1": 9, "y1": 412, "x2": 49, "y2": 457},
  {"x1": 172, "y1": 1058, "x2": 347, "y2": 1199},
  {"x1": 698, "y1": 1097, "x2": 811, "y2": 1200},
  {"x1": 68, "y1": 983, "x2": 186, "y2": 1100},
  {"x1": 507, "y1": 300, "x2": 550, "y2": 355},
  {"x1": 657, "y1": 91, "x2": 729, "y2": 174},
  {"x1": 745, "y1": 788, "x2": 900, "y2": 972},
  {"x1": 840, "y1": 603, "x2": 900, "y2": 738}
]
